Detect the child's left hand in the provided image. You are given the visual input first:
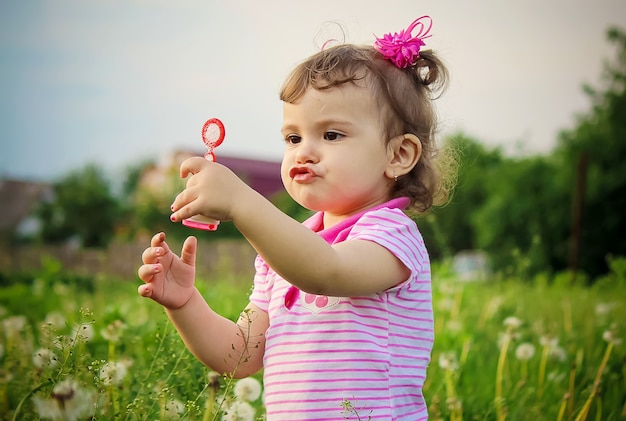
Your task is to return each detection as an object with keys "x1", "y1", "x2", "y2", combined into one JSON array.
[{"x1": 170, "y1": 157, "x2": 248, "y2": 224}]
